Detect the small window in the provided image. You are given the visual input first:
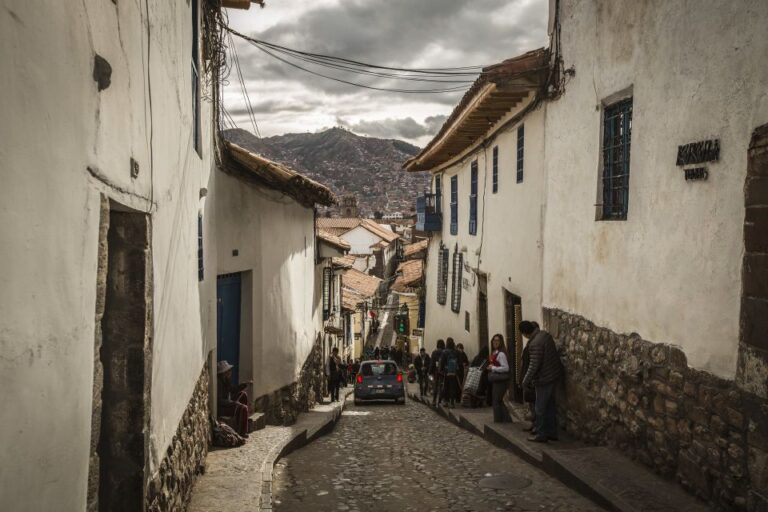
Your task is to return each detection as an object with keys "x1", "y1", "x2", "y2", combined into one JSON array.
[
  {"x1": 465, "y1": 311, "x2": 470, "y2": 332},
  {"x1": 197, "y1": 214, "x2": 204, "y2": 281},
  {"x1": 450, "y1": 175, "x2": 458, "y2": 235},
  {"x1": 191, "y1": 0, "x2": 202, "y2": 157},
  {"x1": 600, "y1": 98, "x2": 633, "y2": 220},
  {"x1": 469, "y1": 161, "x2": 478, "y2": 235},
  {"x1": 451, "y1": 249, "x2": 463, "y2": 313},
  {"x1": 322, "y1": 267, "x2": 332, "y2": 320},
  {"x1": 436, "y1": 245, "x2": 449, "y2": 305},
  {"x1": 492, "y1": 146, "x2": 499, "y2": 193},
  {"x1": 435, "y1": 175, "x2": 442, "y2": 214},
  {"x1": 516, "y1": 125, "x2": 524, "y2": 183}
]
